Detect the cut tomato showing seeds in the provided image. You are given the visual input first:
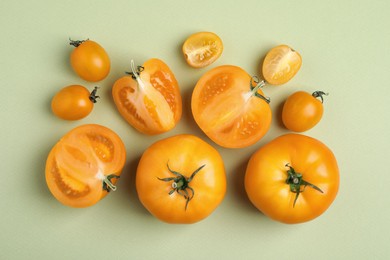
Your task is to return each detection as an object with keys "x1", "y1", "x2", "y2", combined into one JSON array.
[
  {"x1": 45, "y1": 124, "x2": 126, "y2": 208},
  {"x1": 112, "y1": 59, "x2": 182, "y2": 135},
  {"x1": 191, "y1": 65, "x2": 272, "y2": 148},
  {"x1": 182, "y1": 32, "x2": 223, "y2": 68},
  {"x1": 262, "y1": 44, "x2": 302, "y2": 85}
]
